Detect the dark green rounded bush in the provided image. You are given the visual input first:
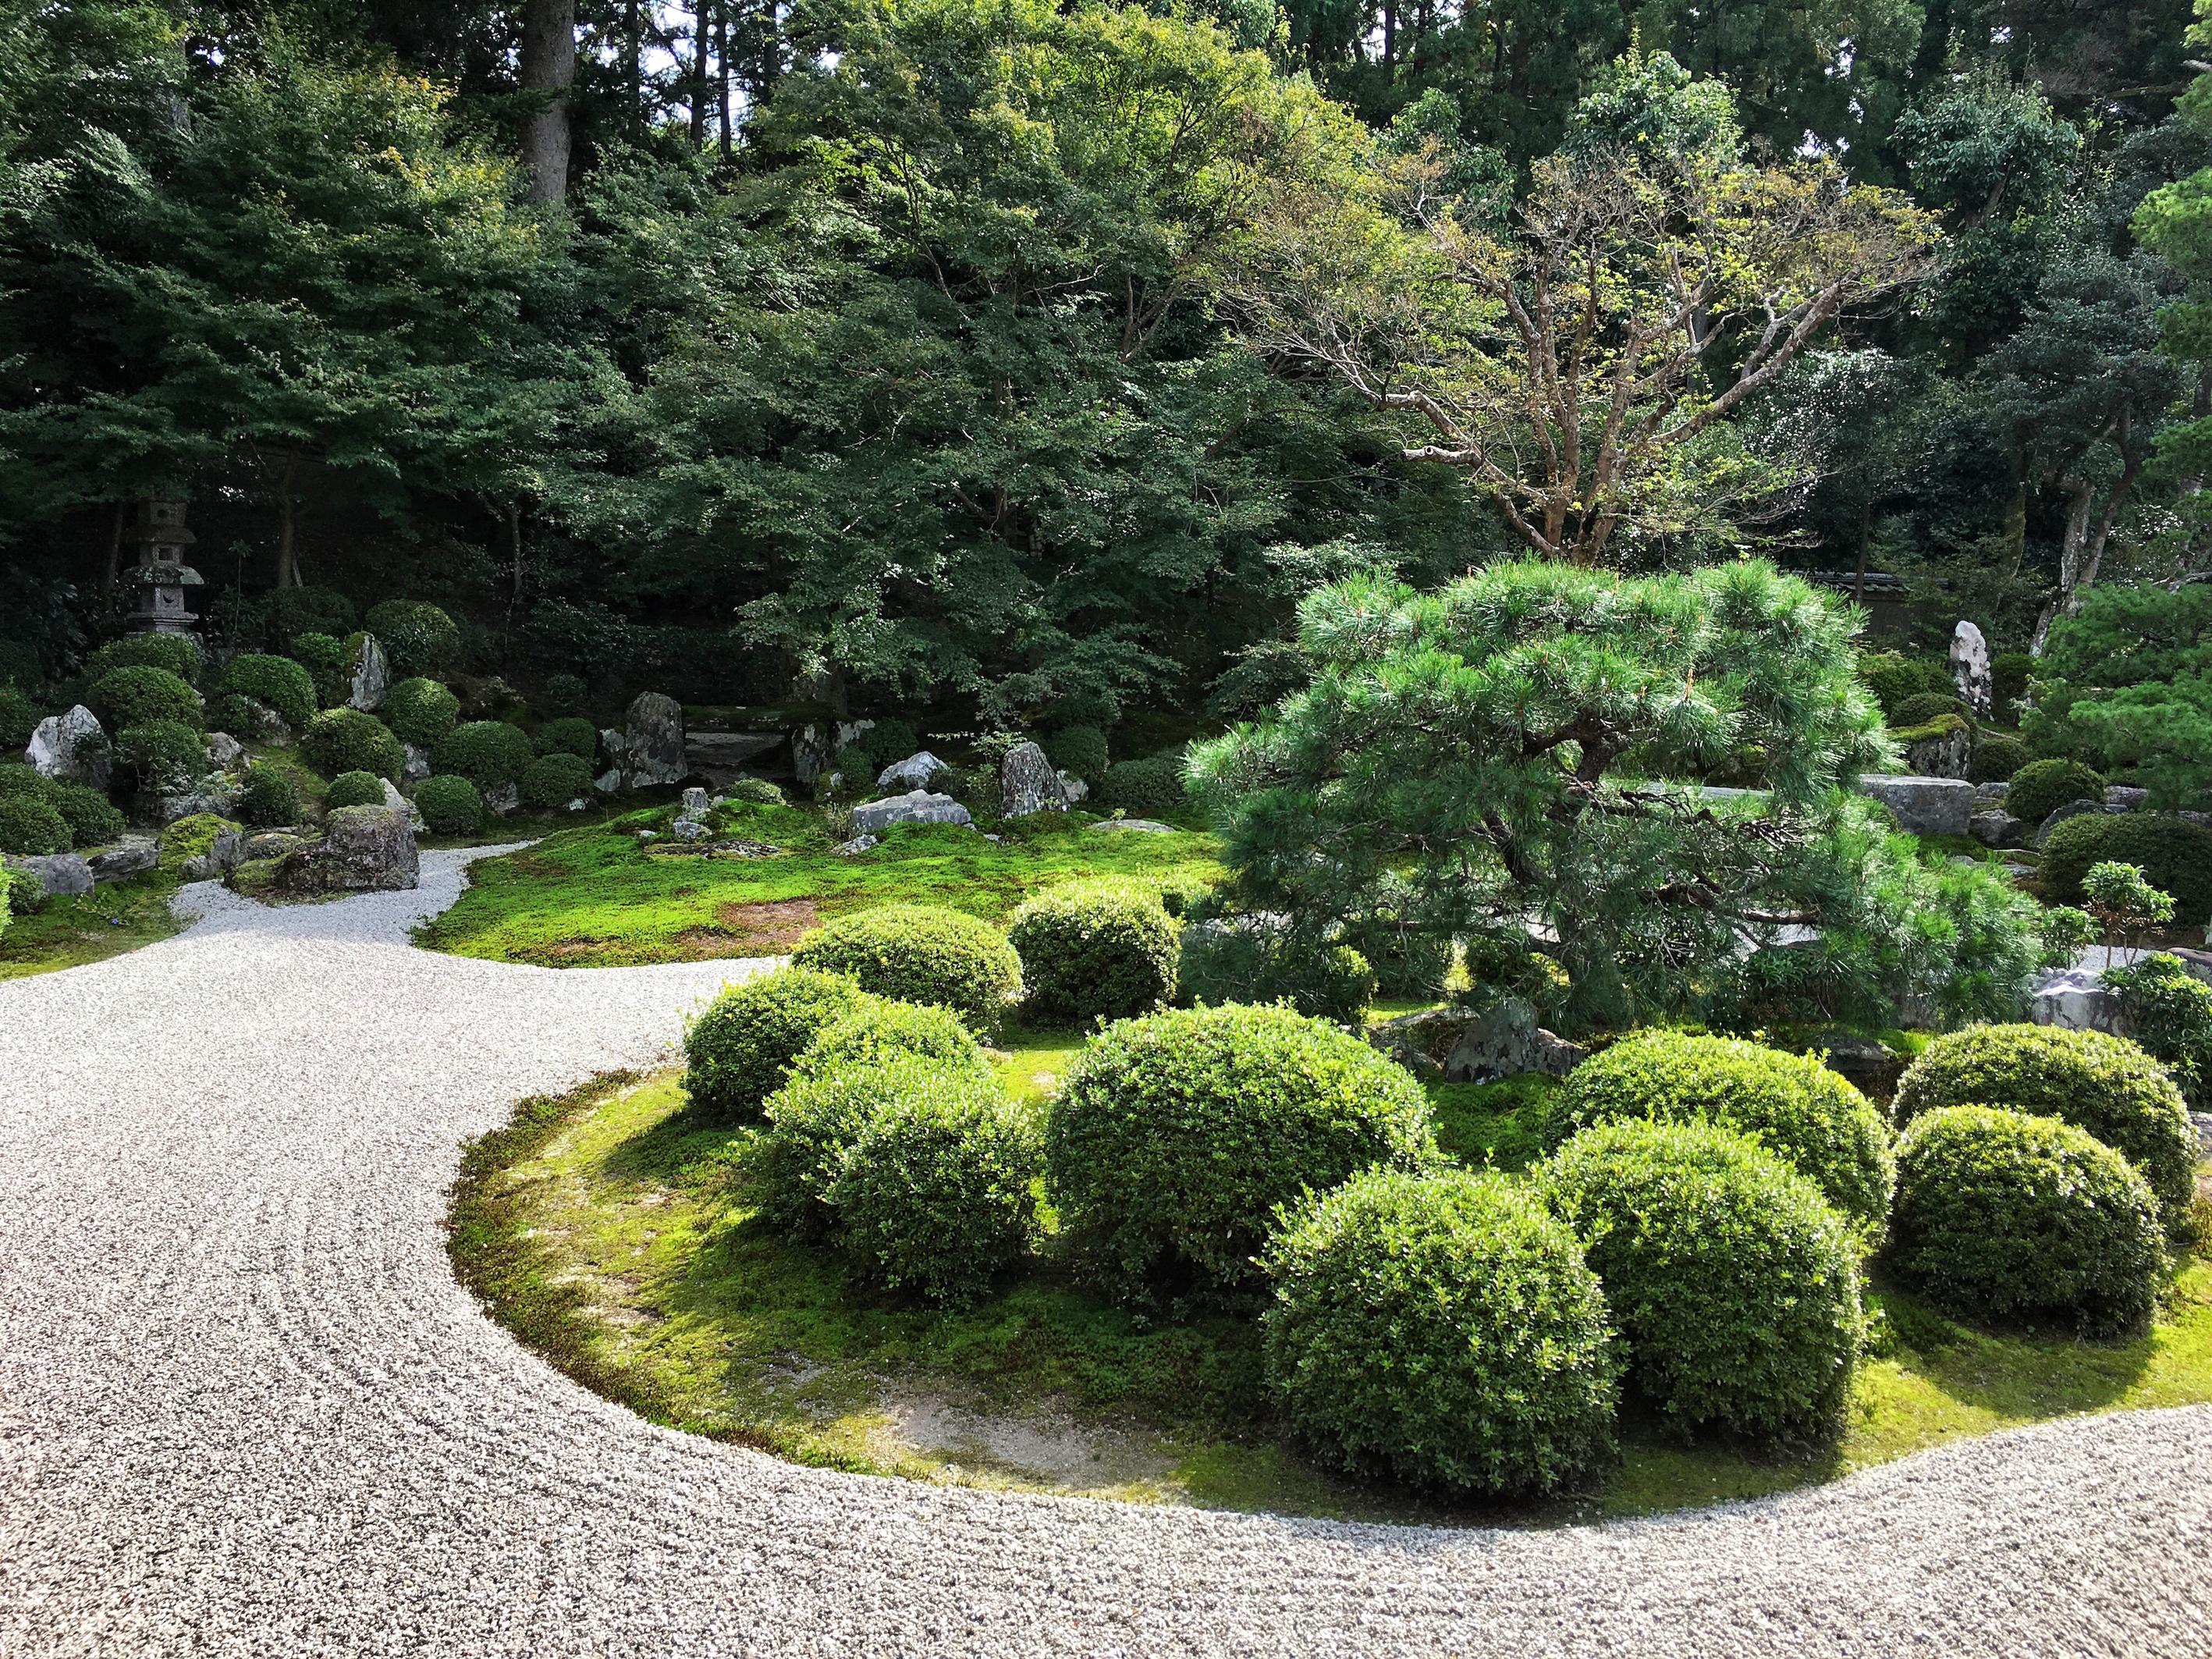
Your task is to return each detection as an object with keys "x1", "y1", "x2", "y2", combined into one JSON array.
[
  {"x1": 114, "y1": 720, "x2": 204, "y2": 788},
  {"x1": 287, "y1": 631, "x2": 350, "y2": 707},
  {"x1": 264, "y1": 586, "x2": 354, "y2": 648},
  {"x1": 1991, "y1": 651, "x2": 2034, "y2": 716},
  {"x1": 2006, "y1": 758, "x2": 2107, "y2": 826},
  {"x1": 760, "y1": 1055, "x2": 973, "y2": 1238},
  {"x1": 1890, "y1": 1106, "x2": 2166, "y2": 1336},
  {"x1": 1046, "y1": 724, "x2": 1110, "y2": 780},
  {"x1": 793, "y1": 997, "x2": 989, "y2": 1083},
  {"x1": 86, "y1": 632, "x2": 202, "y2": 685},
  {"x1": 2038, "y1": 812, "x2": 2212, "y2": 923},
  {"x1": 831, "y1": 1078, "x2": 1043, "y2": 1306},
  {"x1": 1891, "y1": 691, "x2": 1970, "y2": 727},
  {"x1": 363, "y1": 599, "x2": 460, "y2": 679},
  {"x1": 1095, "y1": 752, "x2": 1187, "y2": 816},
  {"x1": 790, "y1": 904, "x2": 1023, "y2": 1032},
  {"x1": 236, "y1": 762, "x2": 299, "y2": 828},
  {"x1": 545, "y1": 672, "x2": 589, "y2": 714},
  {"x1": 0, "y1": 685, "x2": 41, "y2": 749},
  {"x1": 1262, "y1": 1166, "x2": 1619, "y2": 1496},
  {"x1": 1857, "y1": 652, "x2": 1953, "y2": 719},
  {"x1": 533, "y1": 716, "x2": 598, "y2": 761},
  {"x1": 1538, "y1": 1119, "x2": 1864, "y2": 1441},
  {"x1": 0, "y1": 765, "x2": 42, "y2": 797},
  {"x1": 382, "y1": 677, "x2": 460, "y2": 748},
  {"x1": 1893, "y1": 1024, "x2": 2196, "y2": 1224},
  {"x1": 0, "y1": 794, "x2": 69, "y2": 854},
  {"x1": 89, "y1": 666, "x2": 202, "y2": 733},
  {"x1": 434, "y1": 719, "x2": 534, "y2": 789},
  {"x1": 520, "y1": 751, "x2": 593, "y2": 808},
  {"x1": 209, "y1": 693, "x2": 271, "y2": 737},
  {"x1": 683, "y1": 968, "x2": 871, "y2": 1123},
  {"x1": 300, "y1": 708, "x2": 403, "y2": 781},
  {"x1": 1008, "y1": 881, "x2": 1179, "y2": 1024},
  {"x1": 414, "y1": 774, "x2": 483, "y2": 836},
  {"x1": 1543, "y1": 1029, "x2": 1895, "y2": 1237},
  {"x1": 1968, "y1": 734, "x2": 2029, "y2": 784},
  {"x1": 39, "y1": 778, "x2": 124, "y2": 848},
  {"x1": 1046, "y1": 1002, "x2": 1439, "y2": 1292},
  {"x1": 325, "y1": 770, "x2": 385, "y2": 810},
  {"x1": 222, "y1": 654, "x2": 314, "y2": 730},
  {"x1": 845, "y1": 717, "x2": 921, "y2": 772}
]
